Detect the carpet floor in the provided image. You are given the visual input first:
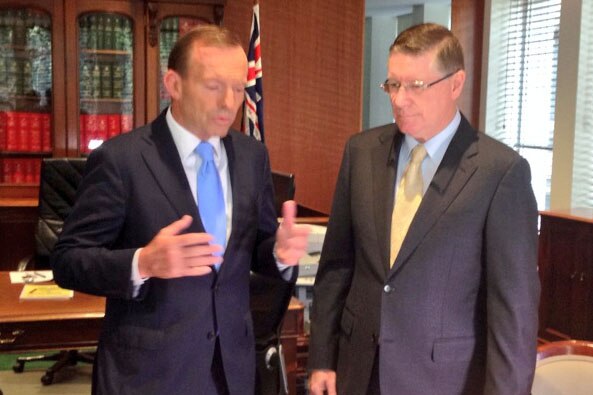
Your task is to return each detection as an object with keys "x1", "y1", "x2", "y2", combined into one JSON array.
[{"x1": 0, "y1": 353, "x2": 92, "y2": 395}]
